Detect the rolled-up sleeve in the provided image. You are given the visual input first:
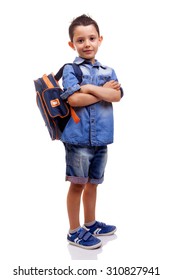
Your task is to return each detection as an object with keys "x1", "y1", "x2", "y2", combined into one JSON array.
[
  {"x1": 61, "y1": 64, "x2": 81, "y2": 100},
  {"x1": 111, "y1": 68, "x2": 124, "y2": 98},
  {"x1": 111, "y1": 68, "x2": 118, "y2": 81}
]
